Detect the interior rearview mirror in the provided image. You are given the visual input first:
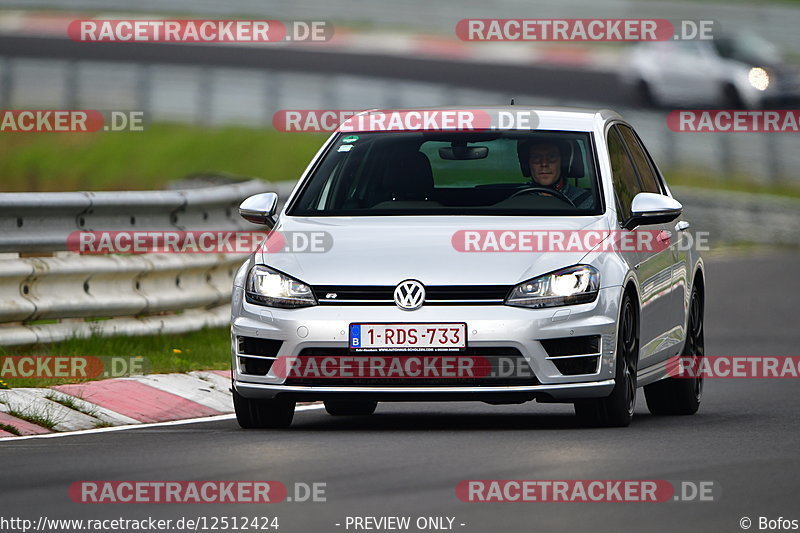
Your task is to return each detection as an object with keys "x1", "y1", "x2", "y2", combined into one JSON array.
[
  {"x1": 624, "y1": 192, "x2": 682, "y2": 230},
  {"x1": 239, "y1": 192, "x2": 278, "y2": 225},
  {"x1": 439, "y1": 146, "x2": 489, "y2": 160}
]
